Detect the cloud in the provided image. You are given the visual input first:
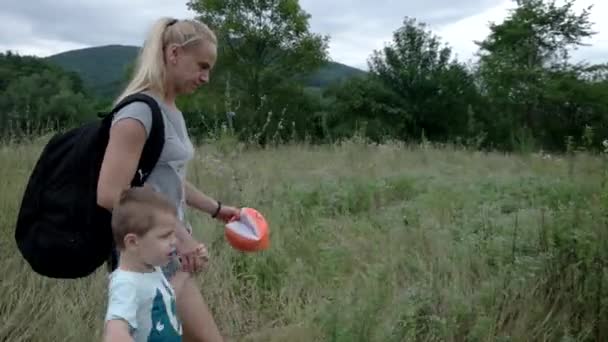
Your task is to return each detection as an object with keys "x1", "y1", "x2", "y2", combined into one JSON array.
[
  {"x1": 300, "y1": 0, "x2": 502, "y2": 68},
  {"x1": 0, "y1": 0, "x2": 195, "y2": 55},
  {"x1": 569, "y1": 0, "x2": 608, "y2": 64},
  {"x1": 301, "y1": 0, "x2": 501, "y2": 34},
  {"x1": 0, "y1": 0, "x2": 606, "y2": 68},
  {"x1": 435, "y1": 0, "x2": 515, "y2": 63},
  {"x1": 436, "y1": 0, "x2": 608, "y2": 65}
]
